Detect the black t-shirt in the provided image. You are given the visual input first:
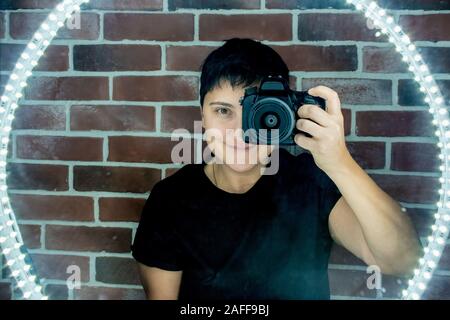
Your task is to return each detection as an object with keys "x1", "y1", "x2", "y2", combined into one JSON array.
[{"x1": 131, "y1": 147, "x2": 342, "y2": 300}]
